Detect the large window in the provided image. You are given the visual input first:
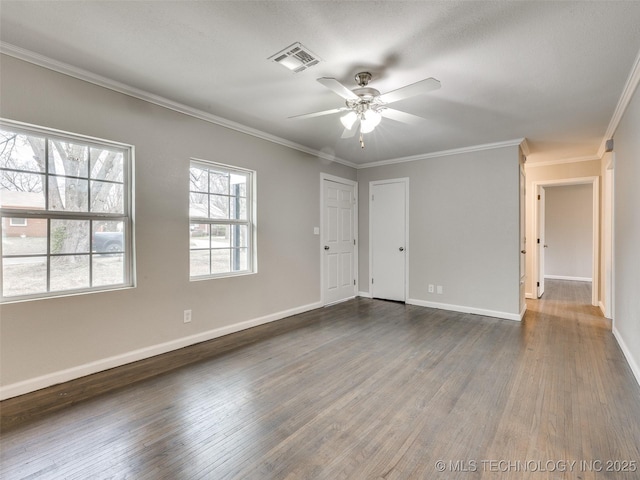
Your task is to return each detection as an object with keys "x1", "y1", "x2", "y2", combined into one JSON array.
[
  {"x1": 0, "y1": 120, "x2": 134, "y2": 301},
  {"x1": 189, "y1": 160, "x2": 255, "y2": 279}
]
